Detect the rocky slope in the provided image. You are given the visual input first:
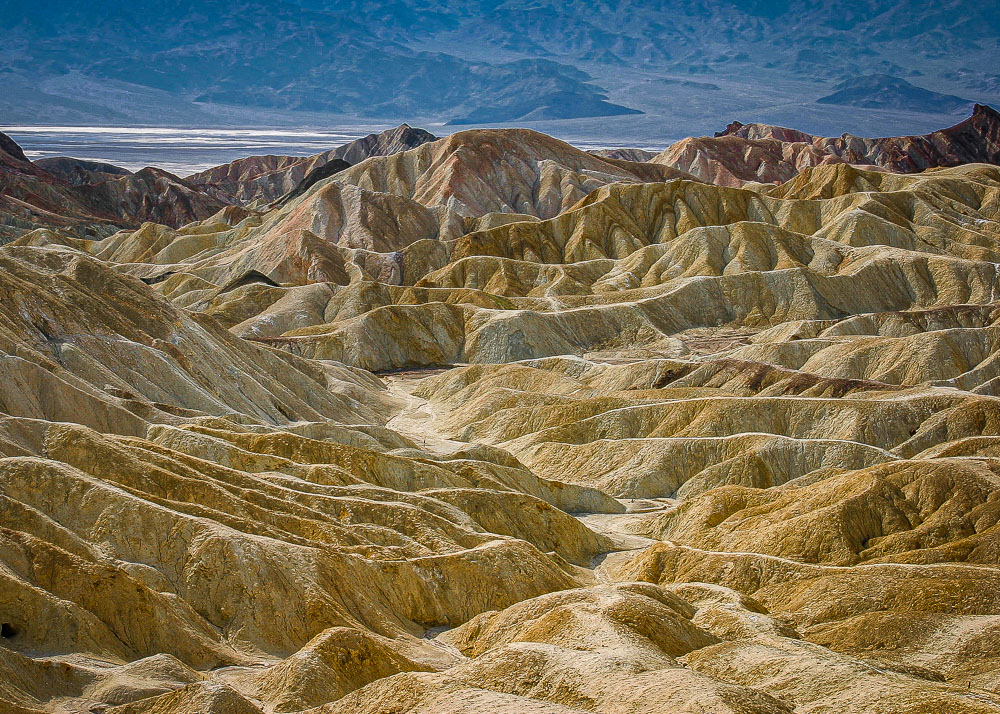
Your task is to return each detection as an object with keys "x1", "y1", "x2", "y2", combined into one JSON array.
[
  {"x1": 0, "y1": 133, "x2": 227, "y2": 240},
  {"x1": 34, "y1": 157, "x2": 132, "y2": 186},
  {"x1": 0, "y1": 125, "x2": 438, "y2": 240},
  {"x1": 590, "y1": 148, "x2": 658, "y2": 162},
  {"x1": 3, "y1": 125, "x2": 1000, "y2": 714},
  {"x1": 657, "y1": 103, "x2": 1000, "y2": 186},
  {"x1": 188, "y1": 124, "x2": 438, "y2": 205}
]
